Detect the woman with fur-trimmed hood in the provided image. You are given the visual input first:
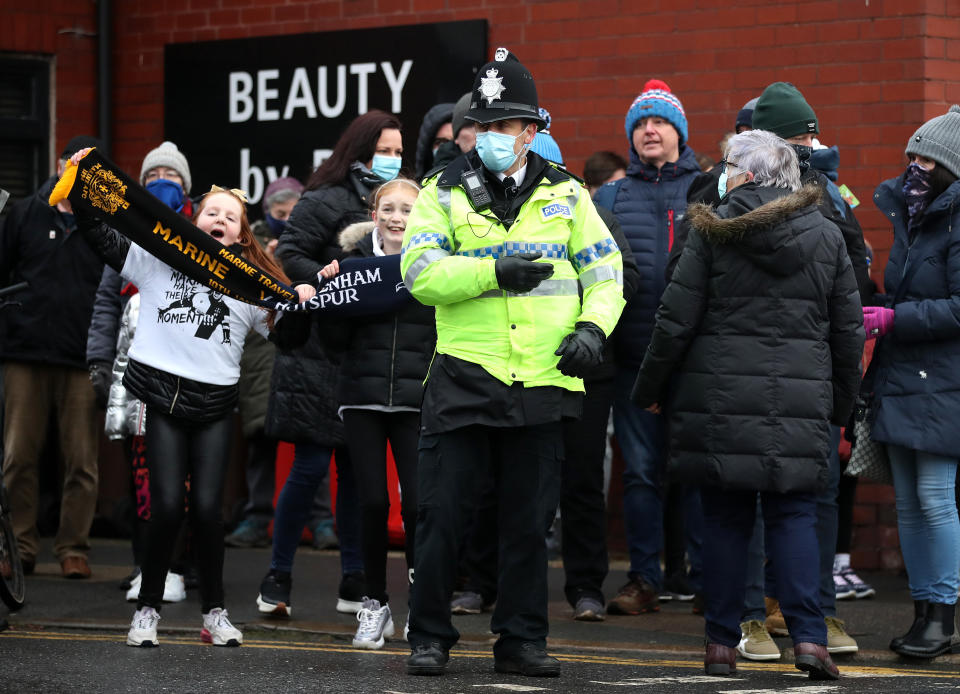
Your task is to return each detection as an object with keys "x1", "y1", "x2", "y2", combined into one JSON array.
[{"x1": 632, "y1": 130, "x2": 864, "y2": 680}]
